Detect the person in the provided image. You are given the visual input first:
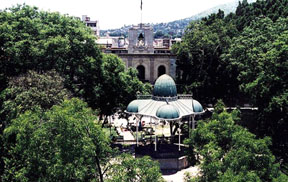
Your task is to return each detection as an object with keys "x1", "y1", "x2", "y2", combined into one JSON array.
[{"x1": 120, "y1": 123, "x2": 123, "y2": 132}]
